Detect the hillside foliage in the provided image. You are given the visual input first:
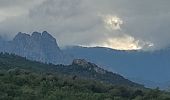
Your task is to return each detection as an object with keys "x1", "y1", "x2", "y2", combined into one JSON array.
[{"x1": 0, "y1": 53, "x2": 170, "y2": 100}]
